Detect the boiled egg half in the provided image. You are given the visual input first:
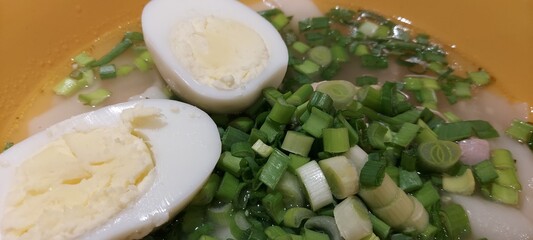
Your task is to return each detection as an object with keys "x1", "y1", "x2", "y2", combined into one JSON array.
[
  {"x1": 0, "y1": 99, "x2": 221, "y2": 239},
  {"x1": 142, "y1": 0, "x2": 288, "y2": 113}
]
